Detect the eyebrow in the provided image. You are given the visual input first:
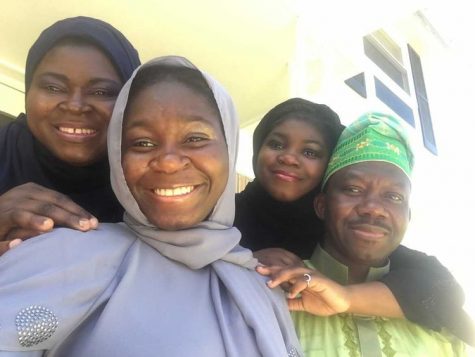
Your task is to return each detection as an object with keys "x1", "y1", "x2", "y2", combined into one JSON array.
[
  {"x1": 344, "y1": 169, "x2": 410, "y2": 189},
  {"x1": 37, "y1": 72, "x2": 121, "y2": 86},
  {"x1": 124, "y1": 114, "x2": 217, "y2": 130},
  {"x1": 269, "y1": 131, "x2": 325, "y2": 146}
]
